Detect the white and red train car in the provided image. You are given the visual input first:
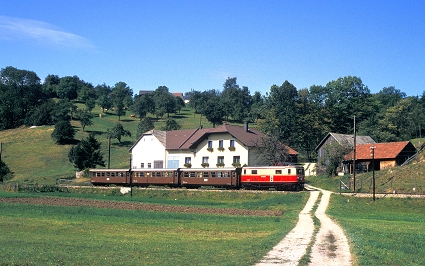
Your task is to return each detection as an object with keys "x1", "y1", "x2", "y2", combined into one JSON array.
[{"x1": 89, "y1": 164, "x2": 305, "y2": 191}]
